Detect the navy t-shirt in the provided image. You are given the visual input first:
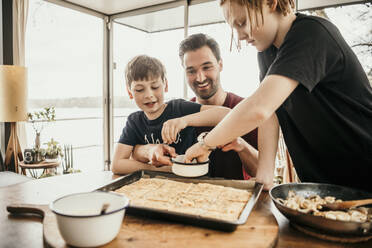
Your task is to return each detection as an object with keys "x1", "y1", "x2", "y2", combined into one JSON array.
[
  {"x1": 119, "y1": 99, "x2": 201, "y2": 155},
  {"x1": 258, "y1": 13, "x2": 372, "y2": 192}
]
